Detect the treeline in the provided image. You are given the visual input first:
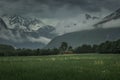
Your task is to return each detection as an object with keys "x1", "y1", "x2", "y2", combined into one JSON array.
[
  {"x1": 0, "y1": 47, "x2": 59, "y2": 56},
  {"x1": 0, "y1": 39, "x2": 120, "y2": 56},
  {"x1": 74, "y1": 39, "x2": 120, "y2": 54},
  {"x1": 0, "y1": 43, "x2": 61, "y2": 56}
]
